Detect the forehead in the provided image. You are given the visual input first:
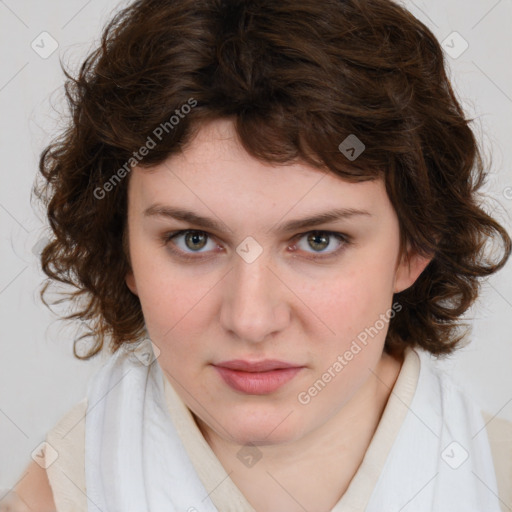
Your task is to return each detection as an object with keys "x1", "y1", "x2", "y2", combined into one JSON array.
[{"x1": 128, "y1": 119, "x2": 388, "y2": 217}]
